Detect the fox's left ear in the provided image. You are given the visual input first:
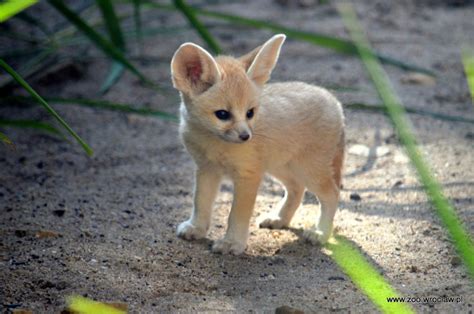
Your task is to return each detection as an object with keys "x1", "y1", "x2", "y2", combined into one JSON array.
[{"x1": 239, "y1": 34, "x2": 286, "y2": 86}]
